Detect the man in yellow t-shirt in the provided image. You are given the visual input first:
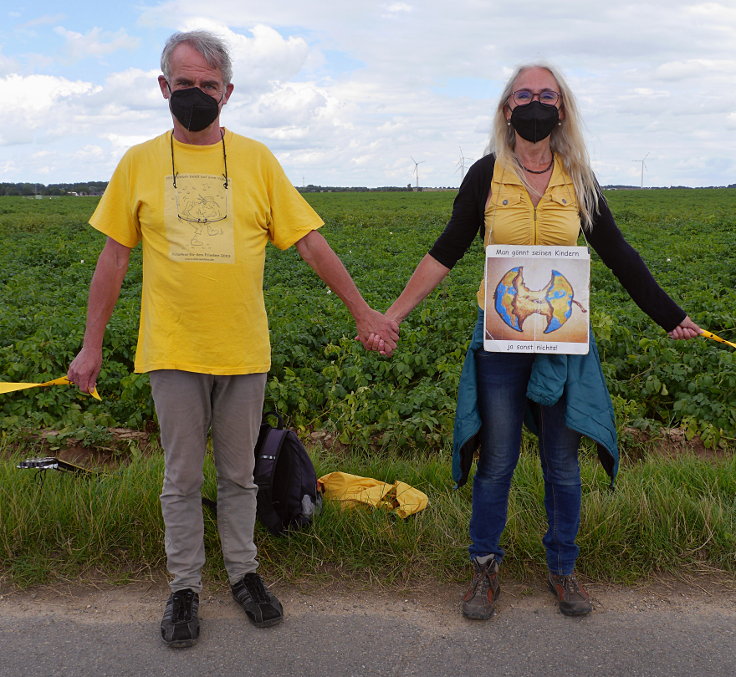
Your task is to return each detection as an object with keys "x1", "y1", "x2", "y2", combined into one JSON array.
[{"x1": 67, "y1": 30, "x2": 399, "y2": 649}]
